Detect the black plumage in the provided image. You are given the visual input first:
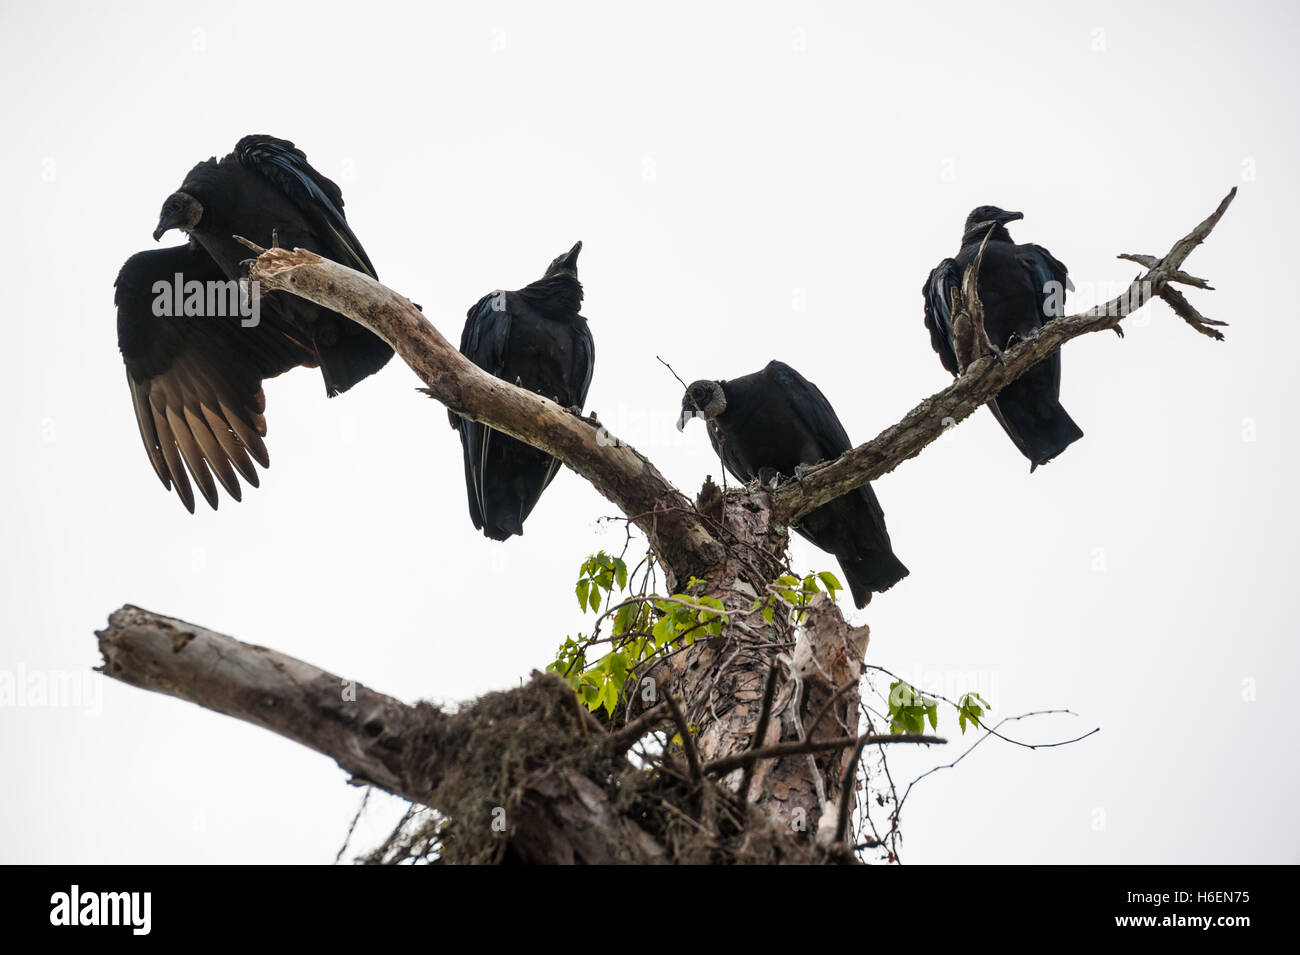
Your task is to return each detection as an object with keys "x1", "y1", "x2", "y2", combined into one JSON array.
[
  {"x1": 923, "y1": 205, "x2": 1083, "y2": 470},
  {"x1": 153, "y1": 134, "x2": 392, "y2": 396},
  {"x1": 115, "y1": 242, "x2": 319, "y2": 512},
  {"x1": 450, "y1": 242, "x2": 595, "y2": 540},
  {"x1": 677, "y1": 360, "x2": 908, "y2": 608}
]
